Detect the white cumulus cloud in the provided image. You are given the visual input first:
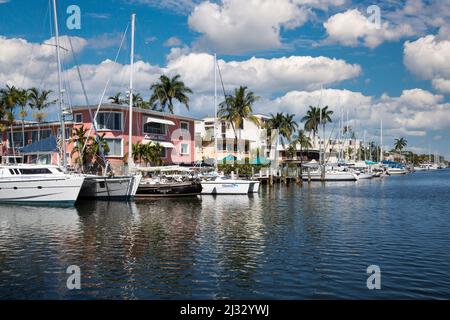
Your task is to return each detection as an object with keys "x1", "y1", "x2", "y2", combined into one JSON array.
[
  {"x1": 404, "y1": 34, "x2": 450, "y2": 94},
  {"x1": 188, "y1": 0, "x2": 346, "y2": 54},
  {"x1": 323, "y1": 9, "x2": 415, "y2": 48}
]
